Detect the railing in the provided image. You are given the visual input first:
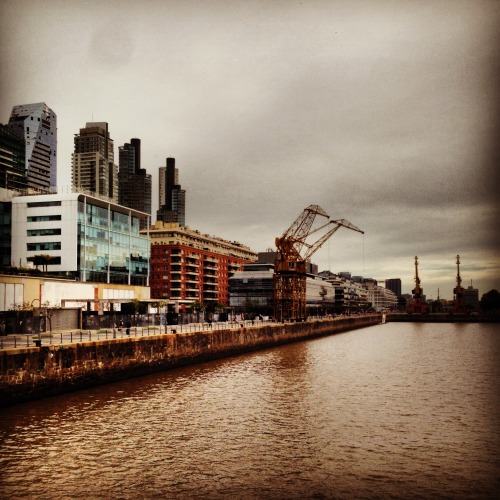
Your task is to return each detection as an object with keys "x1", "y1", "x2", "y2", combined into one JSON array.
[
  {"x1": 0, "y1": 319, "x2": 275, "y2": 349},
  {"x1": 0, "y1": 314, "x2": 381, "y2": 350}
]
